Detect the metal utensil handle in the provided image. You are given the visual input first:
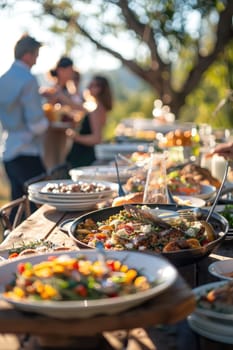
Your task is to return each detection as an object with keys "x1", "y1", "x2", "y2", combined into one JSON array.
[
  {"x1": 114, "y1": 157, "x2": 126, "y2": 197},
  {"x1": 206, "y1": 160, "x2": 229, "y2": 222}
]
